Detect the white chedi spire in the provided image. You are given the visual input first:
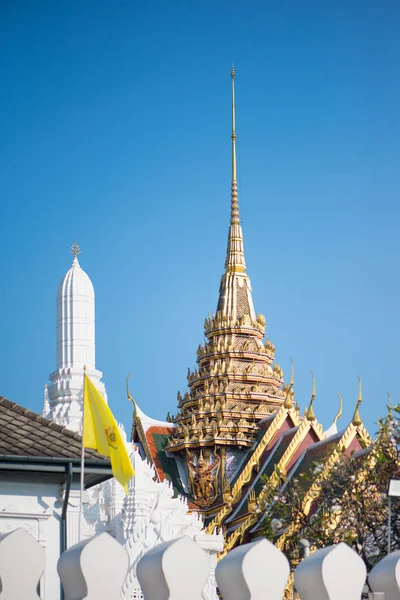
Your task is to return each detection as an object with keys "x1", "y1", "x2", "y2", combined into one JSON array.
[
  {"x1": 42, "y1": 384, "x2": 50, "y2": 417},
  {"x1": 43, "y1": 242, "x2": 107, "y2": 432},
  {"x1": 56, "y1": 251, "x2": 96, "y2": 370}
]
